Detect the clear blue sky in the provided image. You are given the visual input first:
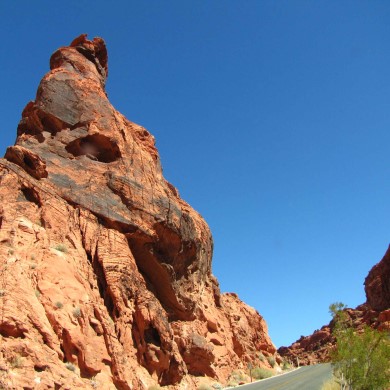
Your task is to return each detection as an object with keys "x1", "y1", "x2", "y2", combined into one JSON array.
[{"x1": 1, "y1": 1, "x2": 390, "y2": 348}]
